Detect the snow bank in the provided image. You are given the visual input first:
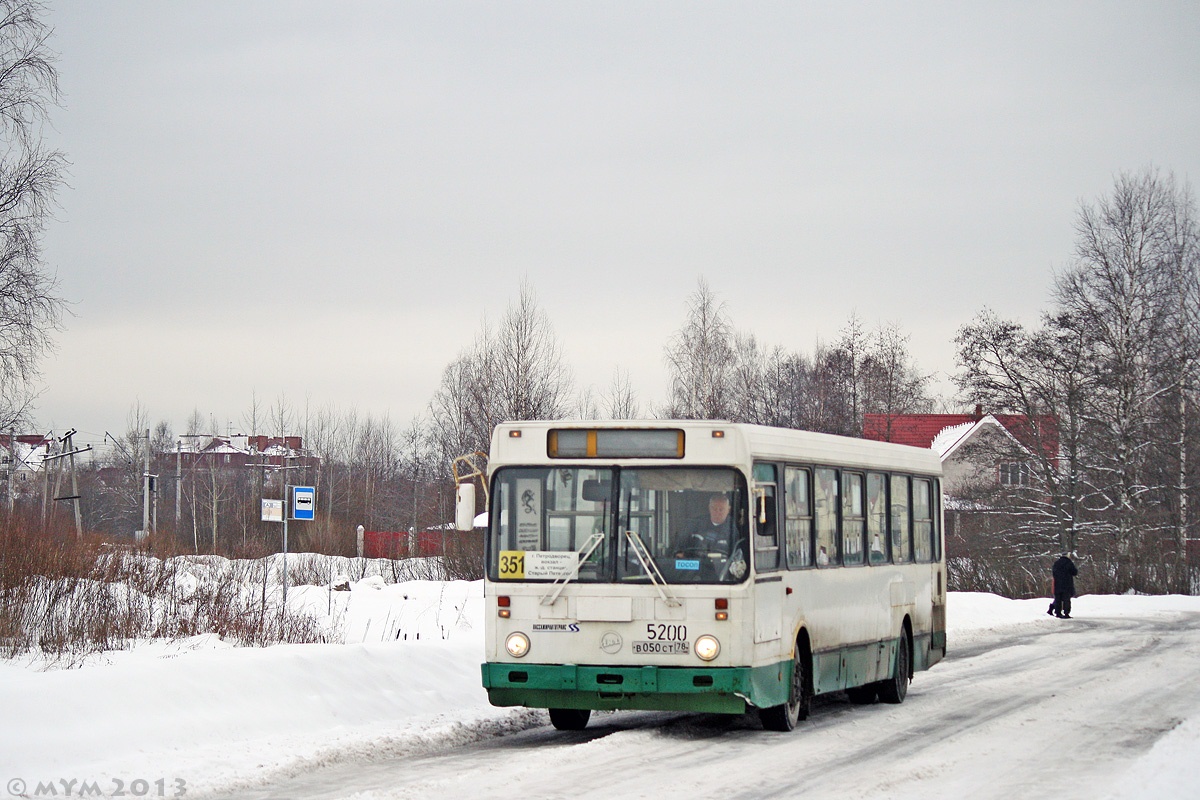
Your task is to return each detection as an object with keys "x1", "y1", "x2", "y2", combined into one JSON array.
[
  {"x1": 1106, "y1": 716, "x2": 1200, "y2": 800},
  {"x1": 0, "y1": 579, "x2": 500, "y2": 795}
]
